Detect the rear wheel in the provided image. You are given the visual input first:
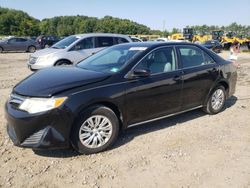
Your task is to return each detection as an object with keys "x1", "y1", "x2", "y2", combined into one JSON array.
[
  {"x1": 203, "y1": 85, "x2": 226, "y2": 114},
  {"x1": 0, "y1": 47, "x2": 3, "y2": 53},
  {"x1": 28, "y1": 46, "x2": 36, "y2": 53},
  {"x1": 71, "y1": 106, "x2": 119, "y2": 154}
]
